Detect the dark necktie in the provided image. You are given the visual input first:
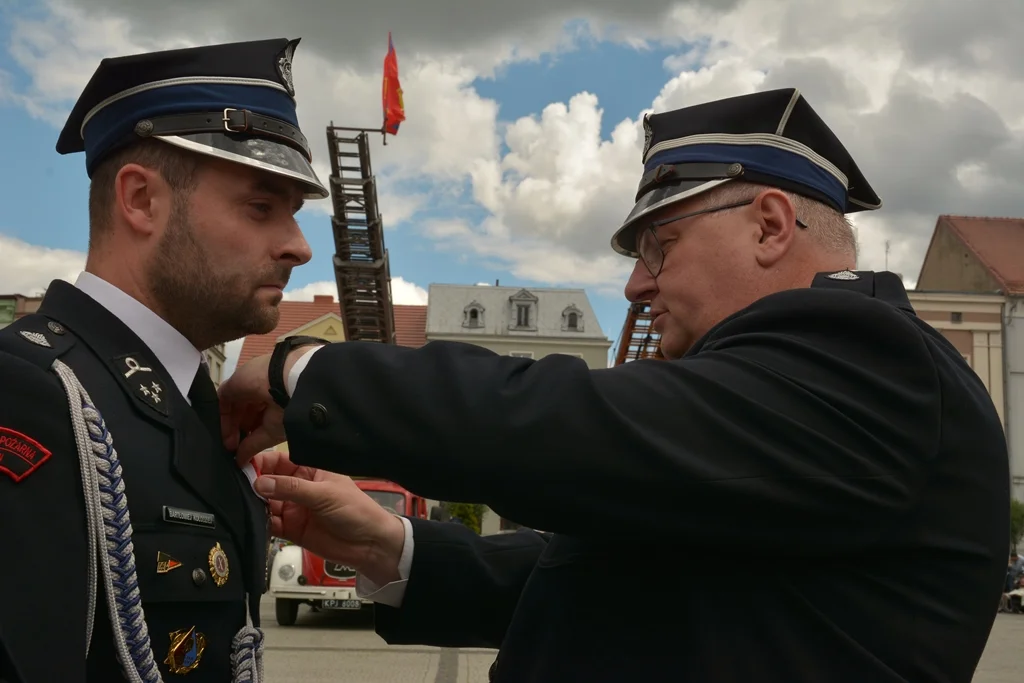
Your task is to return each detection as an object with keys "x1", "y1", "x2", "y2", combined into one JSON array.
[{"x1": 188, "y1": 362, "x2": 221, "y2": 444}]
